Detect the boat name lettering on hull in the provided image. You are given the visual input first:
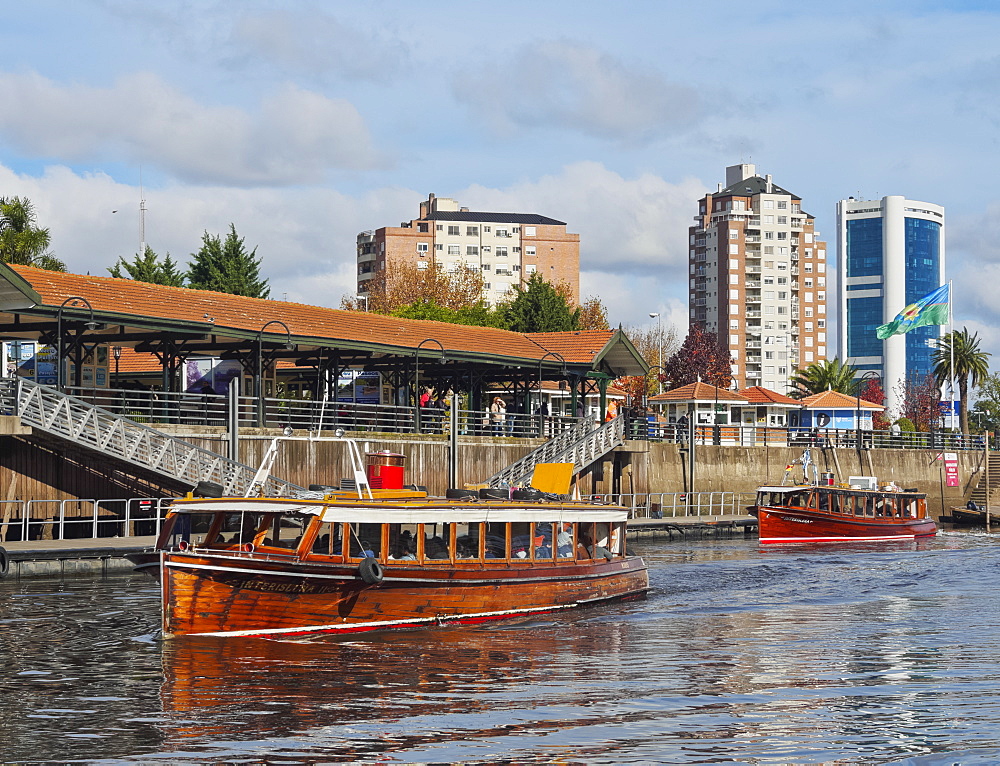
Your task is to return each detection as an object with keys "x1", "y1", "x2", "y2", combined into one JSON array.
[
  {"x1": 778, "y1": 516, "x2": 813, "y2": 524},
  {"x1": 237, "y1": 579, "x2": 339, "y2": 594}
]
